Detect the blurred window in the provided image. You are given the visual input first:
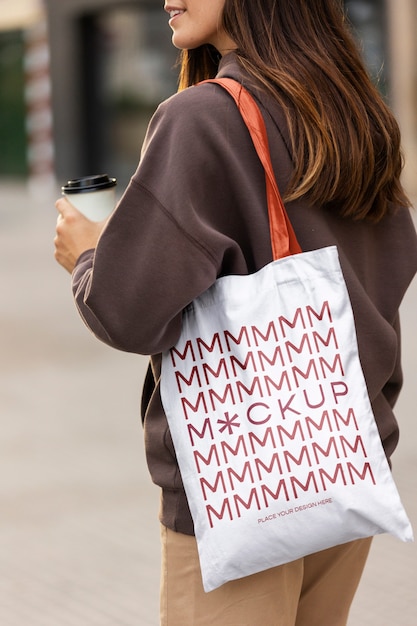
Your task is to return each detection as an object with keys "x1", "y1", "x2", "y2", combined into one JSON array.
[
  {"x1": 344, "y1": 0, "x2": 388, "y2": 96},
  {"x1": 79, "y1": 5, "x2": 178, "y2": 186},
  {"x1": 0, "y1": 31, "x2": 27, "y2": 176}
]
